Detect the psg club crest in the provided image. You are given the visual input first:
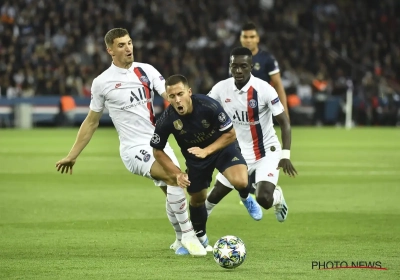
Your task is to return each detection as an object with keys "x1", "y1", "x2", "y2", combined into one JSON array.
[
  {"x1": 143, "y1": 153, "x2": 151, "y2": 162},
  {"x1": 248, "y1": 99, "x2": 258, "y2": 108},
  {"x1": 201, "y1": 120, "x2": 210, "y2": 128},
  {"x1": 173, "y1": 119, "x2": 183, "y2": 130},
  {"x1": 140, "y1": 76, "x2": 149, "y2": 84}
]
